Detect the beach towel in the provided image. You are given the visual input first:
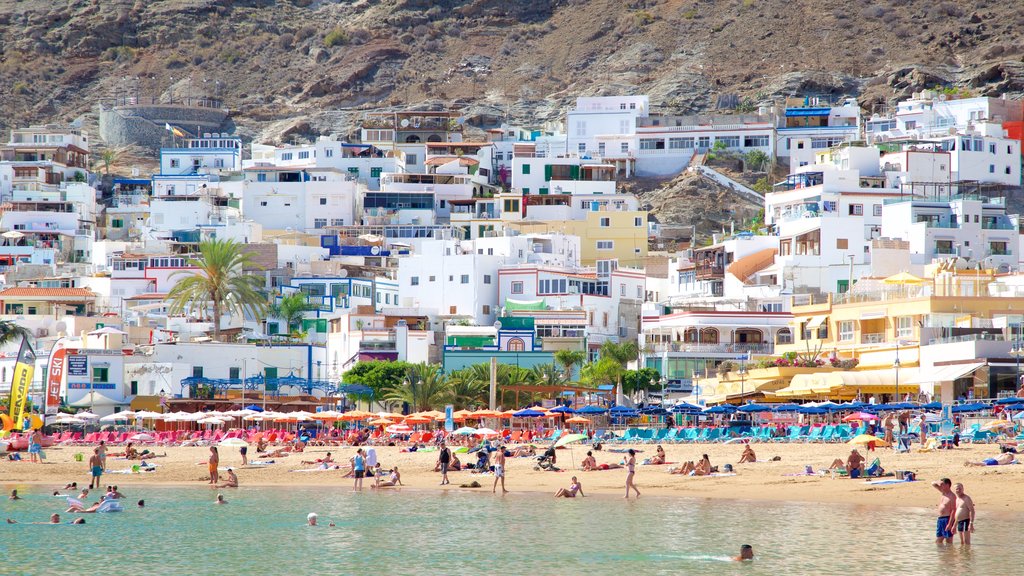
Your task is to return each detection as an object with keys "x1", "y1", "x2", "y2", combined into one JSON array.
[
  {"x1": 290, "y1": 467, "x2": 341, "y2": 473},
  {"x1": 865, "y1": 479, "x2": 914, "y2": 485},
  {"x1": 249, "y1": 460, "x2": 275, "y2": 466},
  {"x1": 366, "y1": 448, "x2": 378, "y2": 467}
]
